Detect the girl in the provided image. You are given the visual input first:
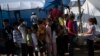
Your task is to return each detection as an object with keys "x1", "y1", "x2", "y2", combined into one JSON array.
[{"x1": 82, "y1": 18, "x2": 97, "y2": 56}]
